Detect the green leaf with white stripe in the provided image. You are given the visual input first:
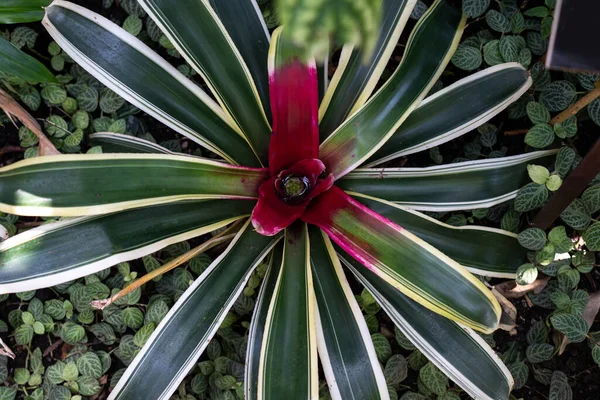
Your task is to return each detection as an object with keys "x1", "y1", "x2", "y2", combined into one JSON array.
[
  {"x1": 339, "y1": 150, "x2": 557, "y2": 211},
  {"x1": 0, "y1": 154, "x2": 267, "y2": 216},
  {"x1": 0, "y1": 36, "x2": 56, "y2": 83},
  {"x1": 318, "y1": 0, "x2": 415, "y2": 138},
  {"x1": 245, "y1": 246, "x2": 282, "y2": 399},
  {"x1": 309, "y1": 227, "x2": 388, "y2": 400},
  {"x1": 89, "y1": 133, "x2": 178, "y2": 155},
  {"x1": 110, "y1": 221, "x2": 279, "y2": 400},
  {"x1": 368, "y1": 63, "x2": 532, "y2": 165},
  {"x1": 0, "y1": 0, "x2": 49, "y2": 24},
  {"x1": 209, "y1": 0, "x2": 271, "y2": 121},
  {"x1": 343, "y1": 254, "x2": 514, "y2": 400},
  {"x1": 138, "y1": 0, "x2": 271, "y2": 163},
  {"x1": 320, "y1": 0, "x2": 465, "y2": 179},
  {"x1": 351, "y1": 194, "x2": 526, "y2": 278},
  {"x1": 0, "y1": 200, "x2": 252, "y2": 293},
  {"x1": 255, "y1": 223, "x2": 317, "y2": 399},
  {"x1": 43, "y1": 1, "x2": 259, "y2": 166}
]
